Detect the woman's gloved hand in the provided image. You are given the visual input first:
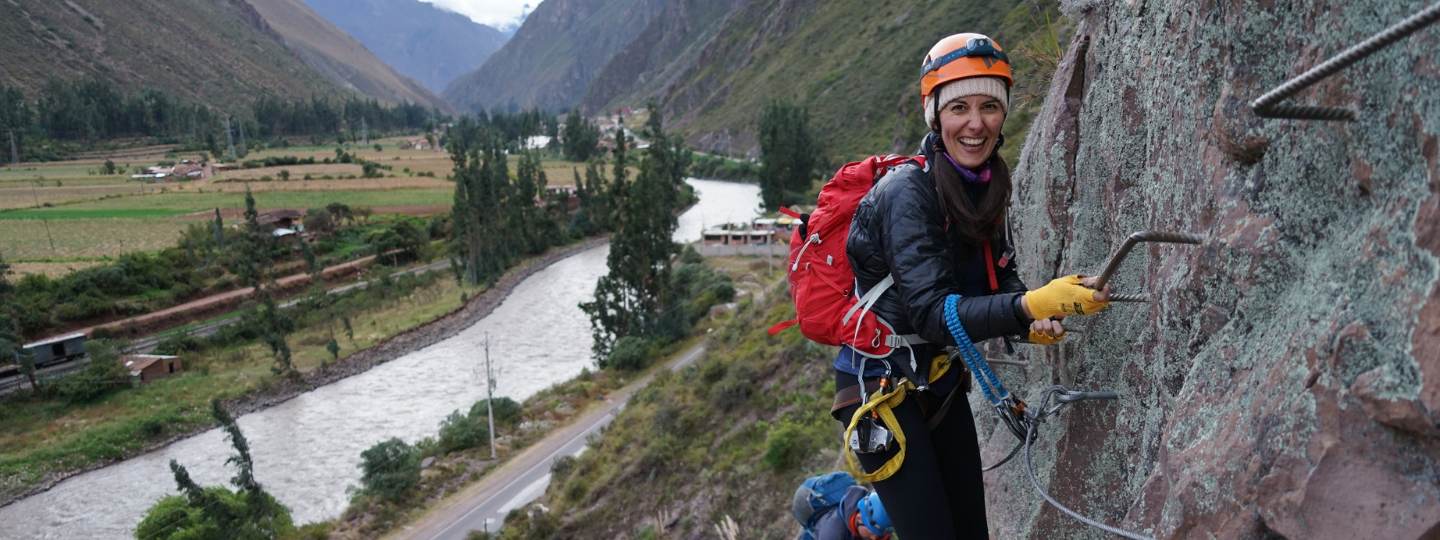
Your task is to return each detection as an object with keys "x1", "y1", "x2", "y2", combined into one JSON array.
[
  {"x1": 1022, "y1": 275, "x2": 1110, "y2": 320},
  {"x1": 1028, "y1": 317, "x2": 1065, "y2": 345}
]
